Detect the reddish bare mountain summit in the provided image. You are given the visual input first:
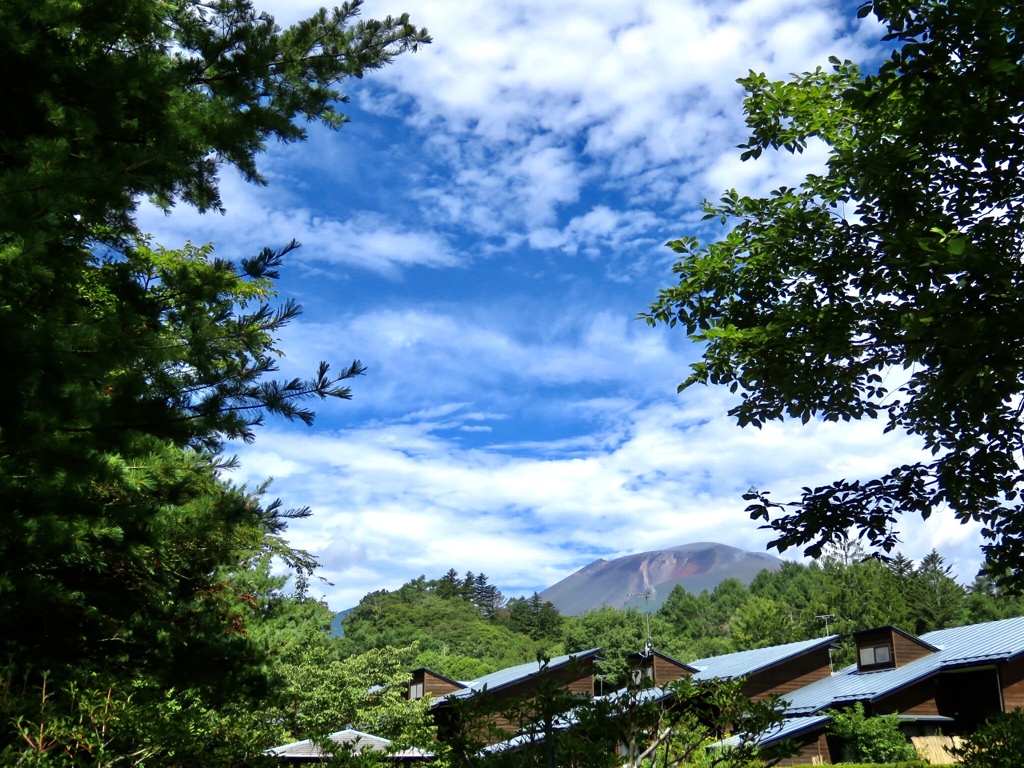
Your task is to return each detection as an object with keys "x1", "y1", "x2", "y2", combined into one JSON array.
[{"x1": 539, "y1": 542, "x2": 783, "y2": 616}]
